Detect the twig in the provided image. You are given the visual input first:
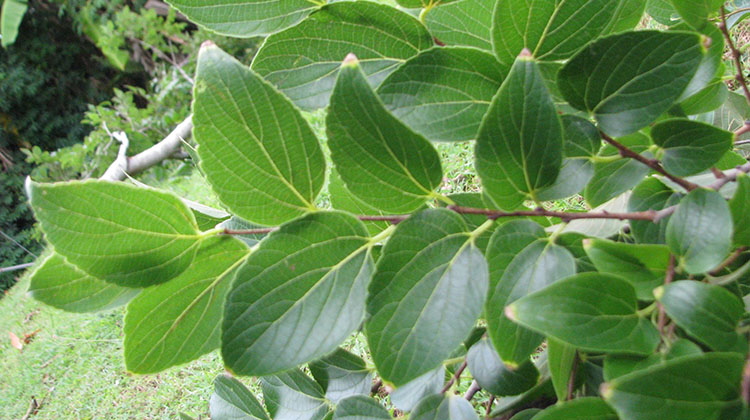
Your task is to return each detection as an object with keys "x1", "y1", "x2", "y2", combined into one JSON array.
[
  {"x1": 708, "y1": 162, "x2": 750, "y2": 191},
  {"x1": 0, "y1": 262, "x2": 34, "y2": 274},
  {"x1": 566, "y1": 353, "x2": 579, "y2": 400},
  {"x1": 736, "y1": 122, "x2": 750, "y2": 138},
  {"x1": 222, "y1": 227, "x2": 277, "y2": 236},
  {"x1": 720, "y1": 6, "x2": 750, "y2": 106},
  {"x1": 464, "y1": 380, "x2": 481, "y2": 401},
  {"x1": 658, "y1": 255, "x2": 676, "y2": 338},
  {"x1": 441, "y1": 361, "x2": 467, "y2": 393},
  {"x1": 371, "y1": 378, "x2": 383, "y2": 395},
  {"x1": 600, "y1": 132, "x2": 699, "y2": 191},
  {"x1": 485, "y1": 395, "x2": 495, "y2": 419},
  {"x1": 743, "y1": 351, "x2": 750, "y2": 405},
  {"x1": 21, "y1": 397, "x2": 38, "y2": 420},
  {"x1": 710, "y1": 247, "x2": 748, "y2": 276}
]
